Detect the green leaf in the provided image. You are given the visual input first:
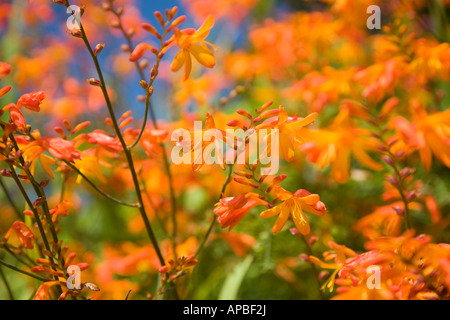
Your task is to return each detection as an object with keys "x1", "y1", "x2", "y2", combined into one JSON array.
[{"x1": 218, "y1": 255, "x2": 254, "y2": 300}]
